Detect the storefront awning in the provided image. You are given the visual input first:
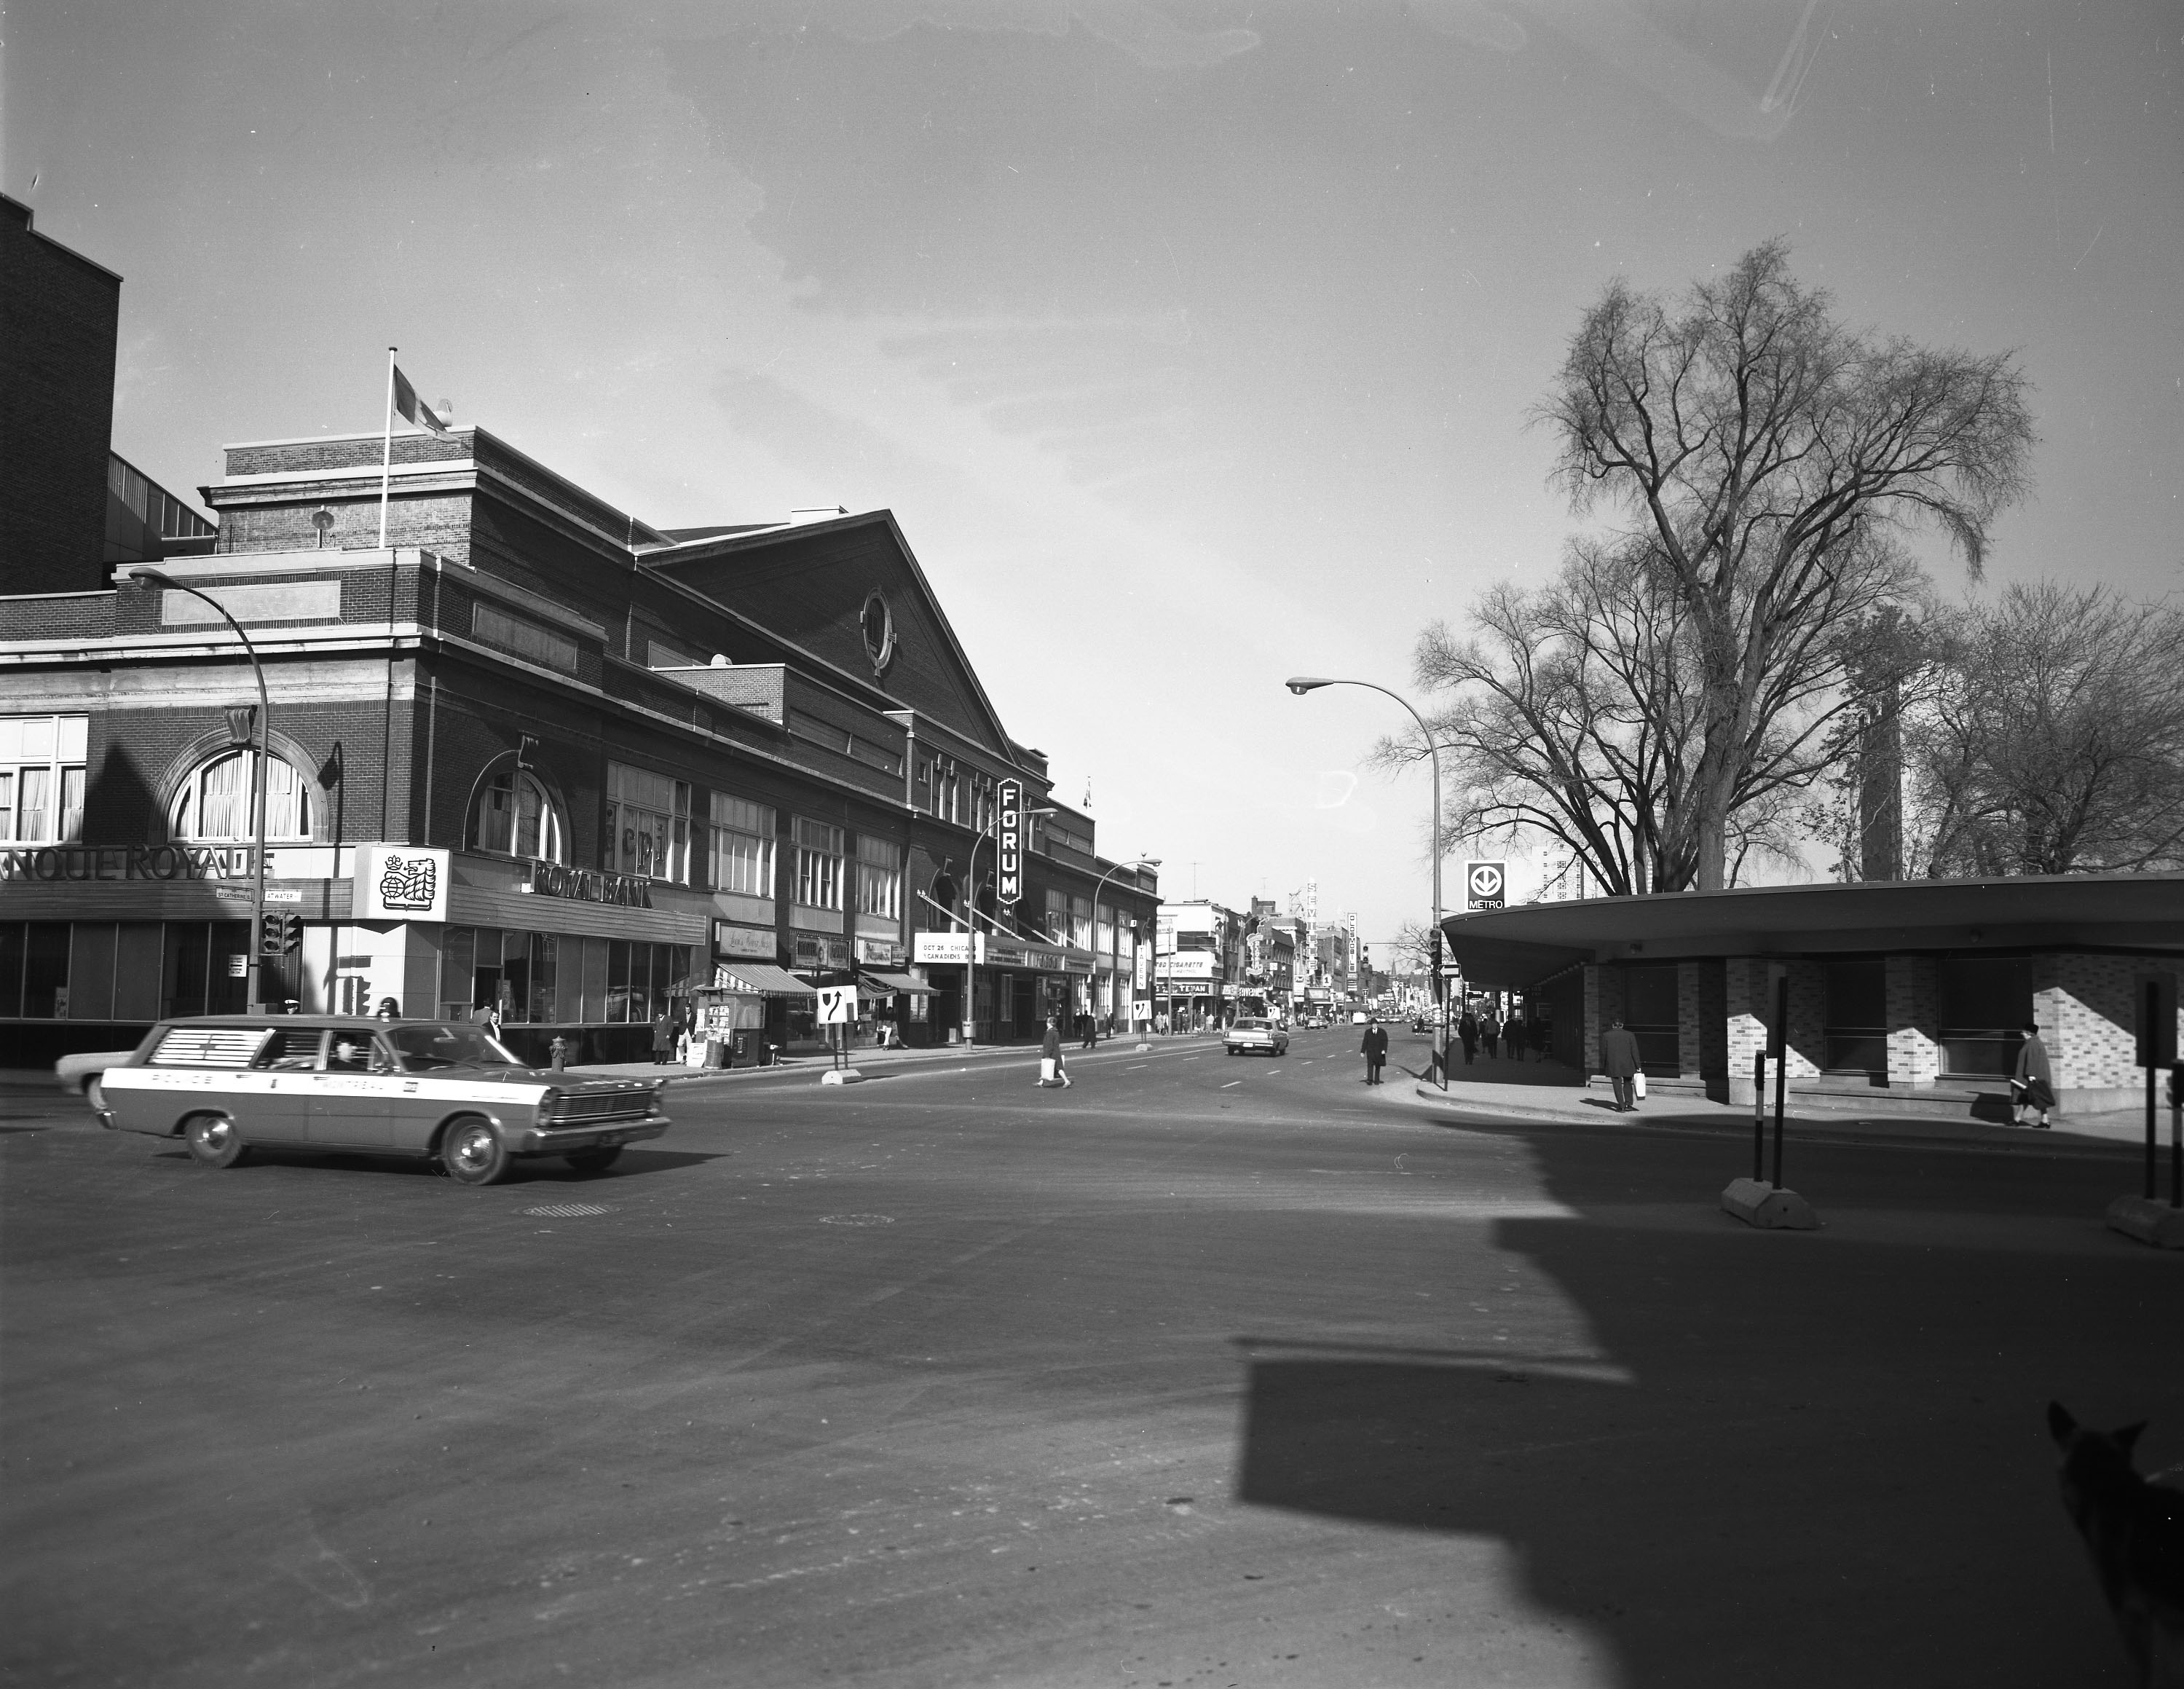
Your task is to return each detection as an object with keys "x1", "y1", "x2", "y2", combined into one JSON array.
[
  {"x1": 712, "y1": 963, "x2": 819, "y2": 996},
  {"x1": 860, "y1": 971, "x2": 934, "y2": 996}
]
